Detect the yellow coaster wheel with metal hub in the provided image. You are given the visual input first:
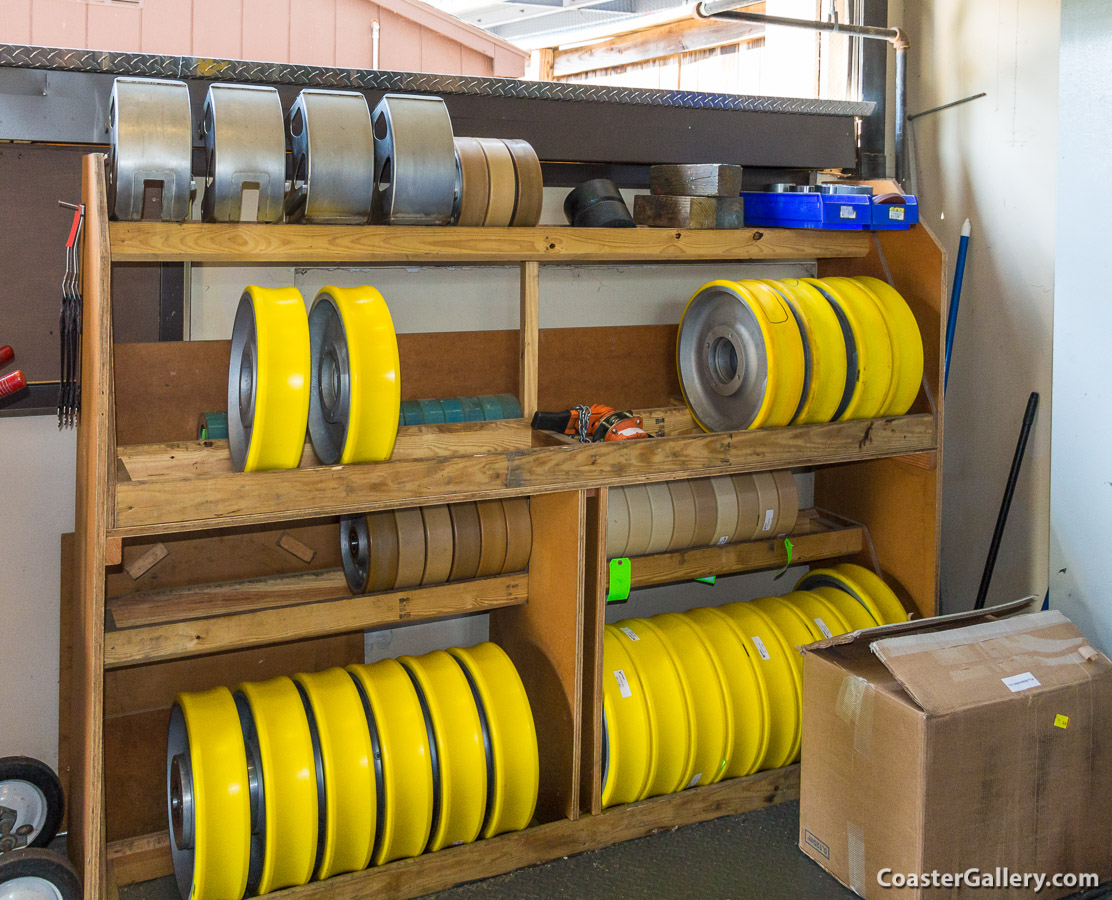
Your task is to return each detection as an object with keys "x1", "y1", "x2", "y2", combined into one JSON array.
[
  {"x1": 804, "y1": 278, "x2": 894, "y2": 421},
  {"x1": 292, "y1": 668, "x2": 377, "y2": 880},
  {"x1": 779, "y1": 589, "x2": 853, "y2": 639},
  {"x1": 845, "y1": 276, "x2": 924, "y2": 415},
  {"x1": 717, "y1": 601, "x2": 803, "y2": 768},
  {"x1": 611, "y1": 618, "x2": 695, "y2": 797},
  {"x1": 234, "y1": 676, "x2": 319, "y2": 894},
  {"x1": 766, "y1": 279, "x2": 849, "y2": 424},
  {"x1": 807, "y1": 584, "x2": 882, "y2": 630},
  {"x1": 600, "y1": 626, "x2": 656, "y2": 808},
  {"x1": 308, "y1": 285, "x2": 401, "y2": 465},
  {"x1": 652, "y1": 613, "x2": 733, "y2": 788},
  {"x1": 676, "y1": 279, "x2": 805, "y2": 433},
  {"x1": 228, "y1": 285, "x2": 311, "y2": 472},
  {"x1": 347, "y1": 659, "x2": 434, "y2": 866},
  {"x1": 683, "y1": 607, "x2": 771, "y2": 779},
  {"x1": 749, "y1": 595, "x2": 827, "y2": 677},
  {"x1": 167, "y1": 687, "x2": 251, "y2": 900},
  {"x1": 795, "y1": 566, "x2": 907, "y2": 625},
  {"x1": 449, "y1": 642, "x2": 539, "y2": 837},
  {"x1": 399, "y1": 650, "x2": 488, "y2": 852}
]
